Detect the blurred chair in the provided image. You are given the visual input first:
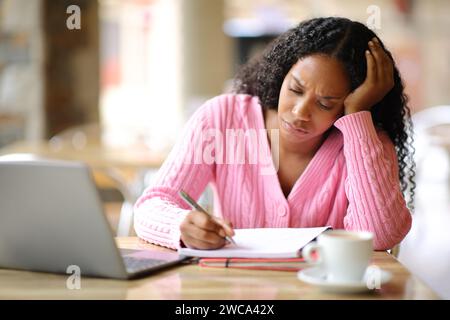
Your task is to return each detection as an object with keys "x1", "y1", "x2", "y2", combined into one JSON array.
[
  {"x1": 411, "y1": 105, "x2": 450, "y2": 173},
  {"x1": 49, "y1": 123, "x2": 144, "y2": 237},
  {"x1": 397, "y1": 105, "x2": 450, "y2": 299}
]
